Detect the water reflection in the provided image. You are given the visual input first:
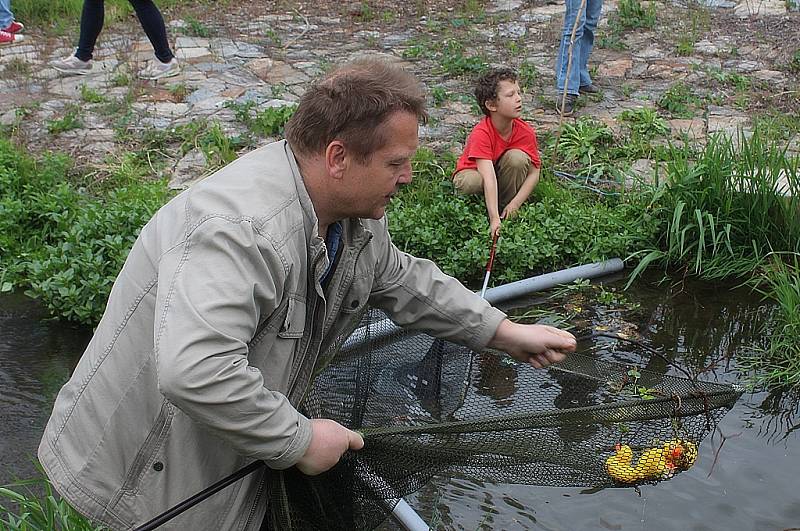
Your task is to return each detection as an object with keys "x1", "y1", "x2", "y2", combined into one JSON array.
[
  {"x1": 0, "y1": 293, "x2": 89, "y2": 485},
  {"x1": 474, "y1": 352, "x2": 517, "y2": 408}
]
